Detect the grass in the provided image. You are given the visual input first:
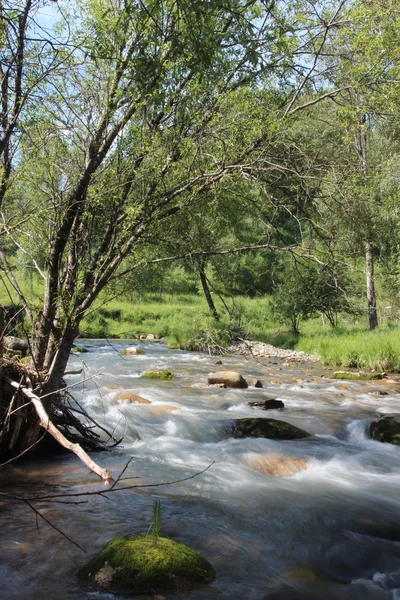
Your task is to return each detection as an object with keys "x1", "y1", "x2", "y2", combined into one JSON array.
[
  {"x1": 2, "y1": 272, "x2": 400, "y2": 372},
  {"x1": 296, "y1": 322, "x2": 400, "y2": 372}
]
